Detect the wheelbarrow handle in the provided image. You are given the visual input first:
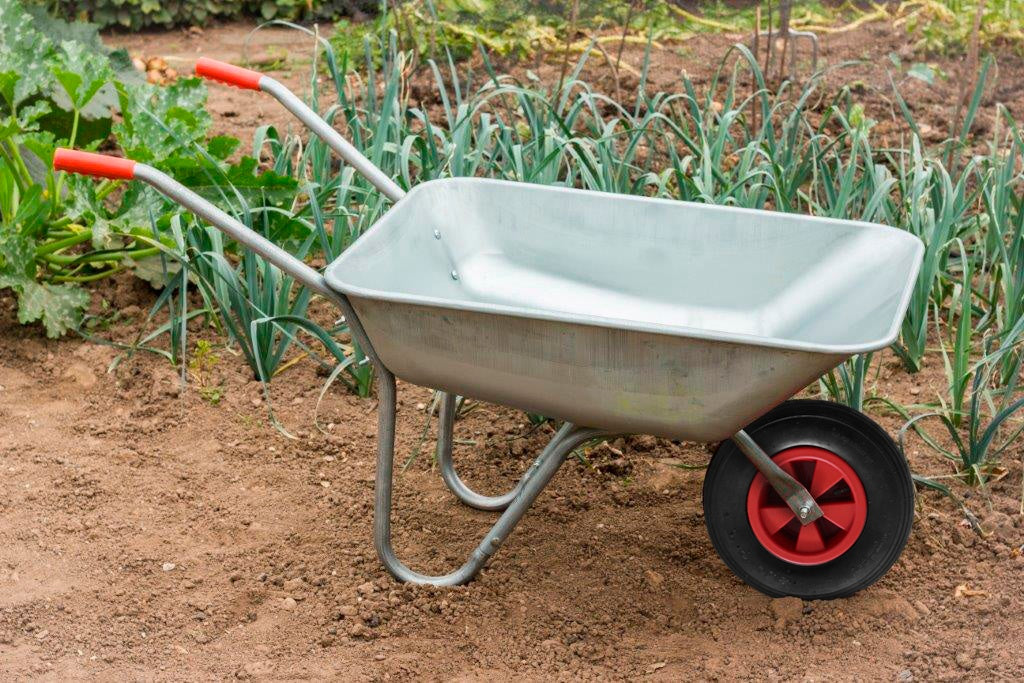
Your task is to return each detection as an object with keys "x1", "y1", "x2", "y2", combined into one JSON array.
[
  {"x1": 194, "y1": 57, "x2": 406, "y2": 204},
  {"x1": 53, "y1": 148, "x2": 137, "y2": 179},
  {"x1": 52, "y1": 148, "x2": 337, "y2": 302}
]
